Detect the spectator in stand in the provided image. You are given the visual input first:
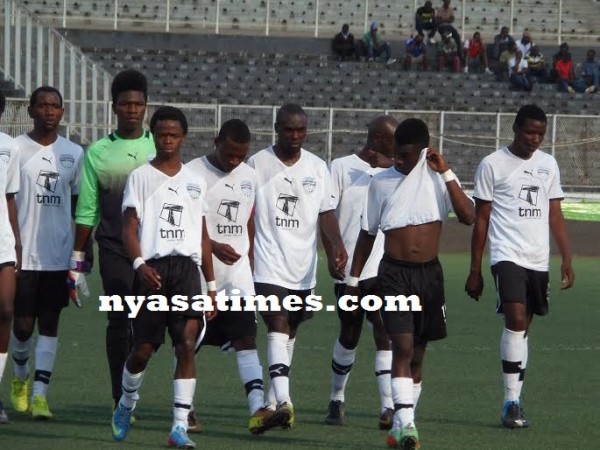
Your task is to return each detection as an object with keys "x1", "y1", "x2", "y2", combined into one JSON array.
[
  {"x1": 580, "y1": 49, "x2": 599, "y2": 93},
  {"x1": 415, "y1": 1, "x2": 437, "y2": 44},
  {"x1": 516, "y1": 30, "x2": 534, "y2": 58},
  {"x1": 437, "y1": 33, "x2": 460, "y2": 73},
  {"x1": 554, "y1": 51, "x2": 587, "y2": 94},
  {"x1": 404, "y1": 33, "x2": 429, "y2": 71},
  {"x1": 364, "y1": 22, "x2": 396, "y2": 65},
  {"x1": 496, "y1": 41, "x2": 517, "y2": 81},
  {"x1": 551, "y1": 43, "x2": 571, "y2": 82},
  {"x1": 509, "y1": 50, "x2": 532, "y2": 92},
  {"x1": 463, "y1": 32, "x2": 492, "y2": 74},
  {"x1": 332, "y1": 24, "x2": 357, "y2": 61},
  {"x1": 526, "y1": 45, "x2": 549, "y2": 83},
  {"x1": 435, "y1": 0, "x2": 462, "y2": 61},
  {"x1": 492, "y1": 26, "x2": 515, "y2": 60}
]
